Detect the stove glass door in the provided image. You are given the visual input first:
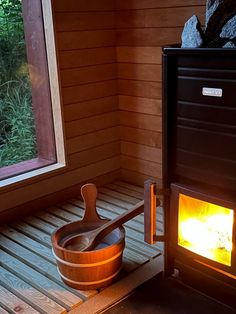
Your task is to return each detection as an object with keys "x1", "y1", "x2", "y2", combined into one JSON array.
[{"x1": 178, "y1": 193, "x2": 234, "y2": 266}]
